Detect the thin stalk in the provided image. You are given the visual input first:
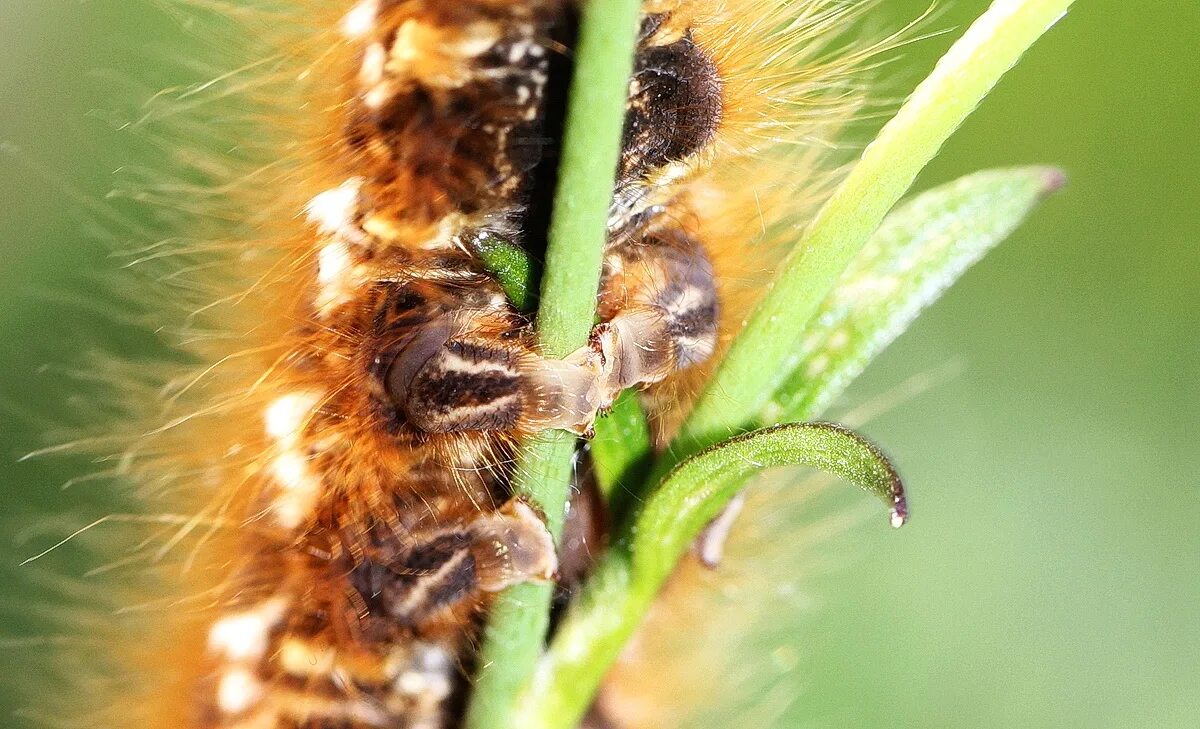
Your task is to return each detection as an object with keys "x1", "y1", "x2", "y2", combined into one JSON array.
[
  {"x1": 464, "y1": 2, "x2": 644, "y2": 728},
  {"x1": 668, "y1": 0, "x2": 1076, "y2": 465}
]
